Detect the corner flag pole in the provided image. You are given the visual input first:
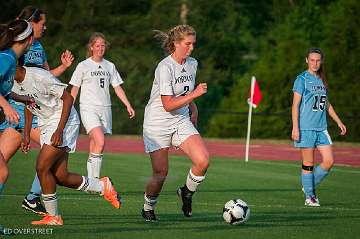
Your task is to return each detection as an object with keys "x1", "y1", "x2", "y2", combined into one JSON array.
[{"x1": 245, "y1": 76, "x2": 255, "y2": 162}]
